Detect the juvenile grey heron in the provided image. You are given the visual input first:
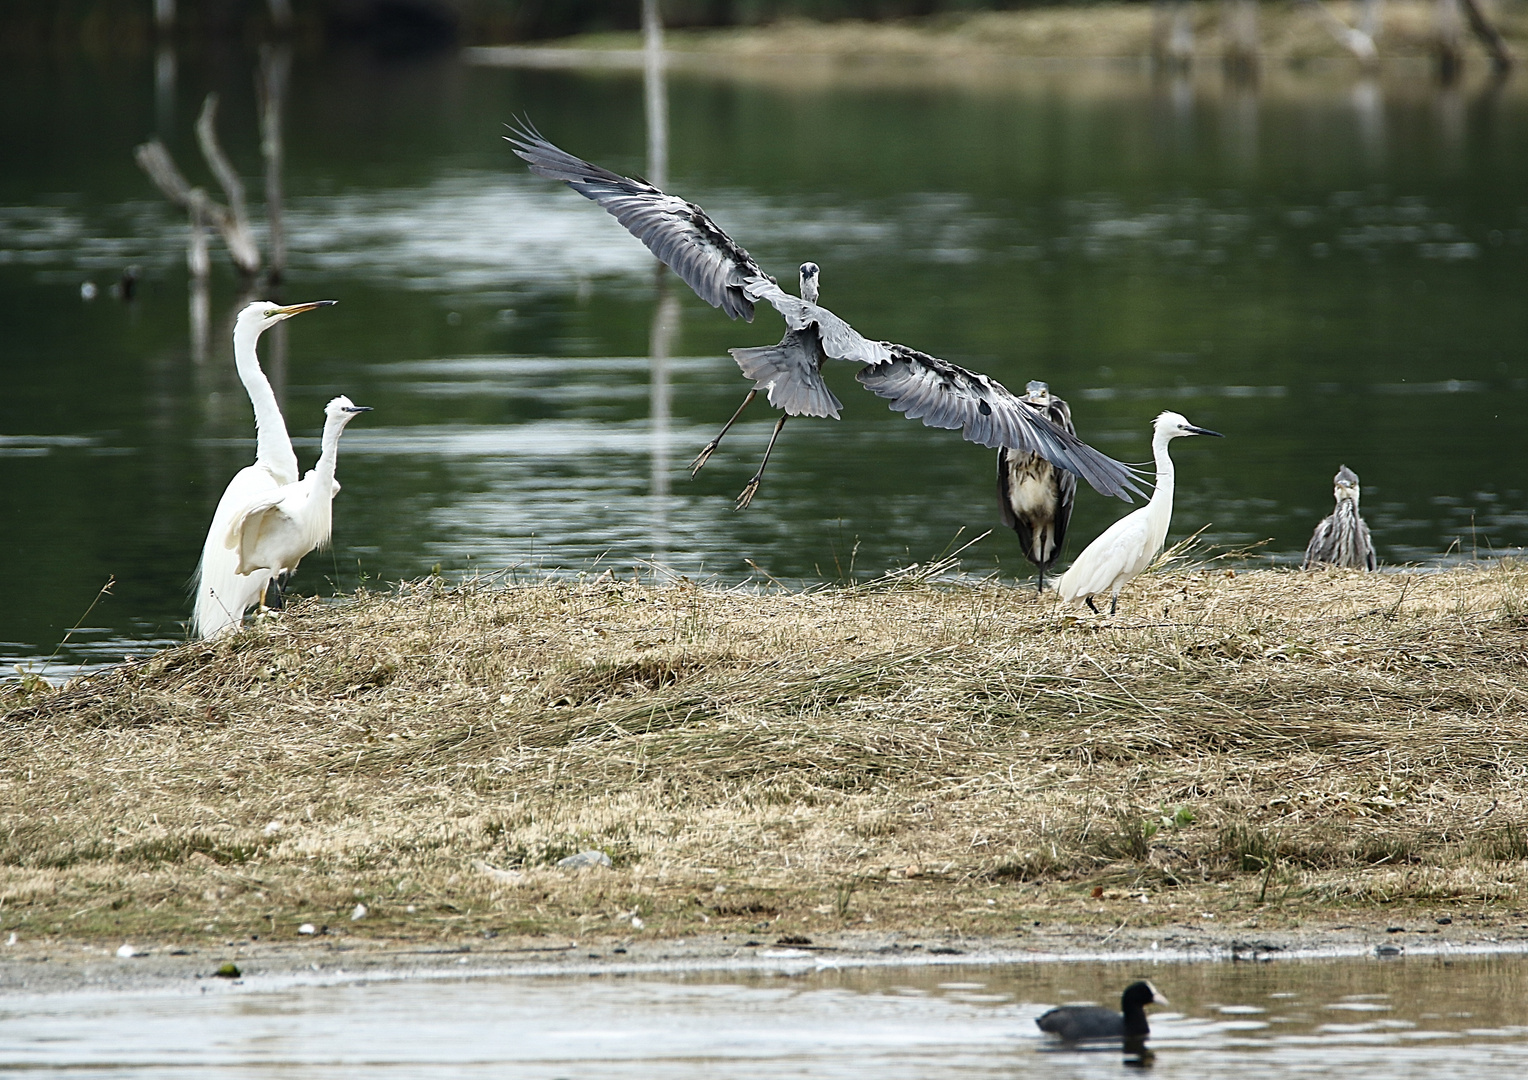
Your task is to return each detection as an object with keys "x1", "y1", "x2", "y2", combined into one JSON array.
[
  {"x1": 1036, "y1": 980, "x2": 1168, "y2": 1042},
  {"x1": 1303, "y1": 465, "x2": 1376, "y2": 570},
  {"x1": 1055, "y1": 411, "x2": 1222, "y2": 614},
  {"x1": 997, "y1": 380, "x2": 1077, "y2": 592},
  {"x1": 506, "y1": 121, "x2": 1144, "y2": 508},
  {"x1": 192, "y1": 299, "x2": 335, "y2": 639}
]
